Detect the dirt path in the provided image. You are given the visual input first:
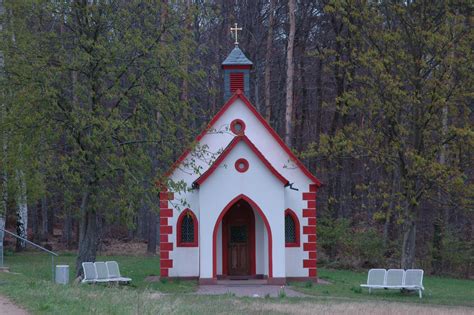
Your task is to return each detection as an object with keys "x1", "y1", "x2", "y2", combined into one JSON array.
[{"x1": 0, "y1": 295, "x2": 28, "y2": 315}]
